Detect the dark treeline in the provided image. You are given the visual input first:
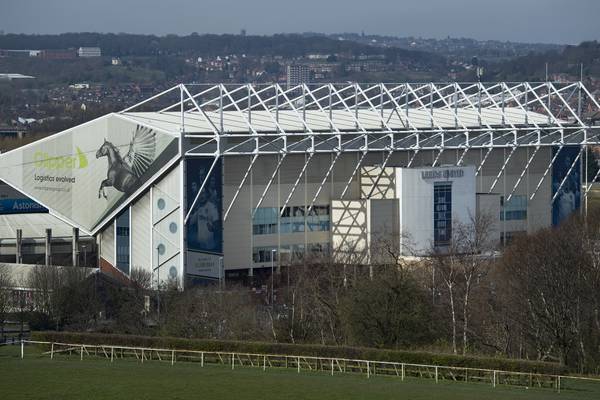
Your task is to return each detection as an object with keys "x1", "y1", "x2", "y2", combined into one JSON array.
[
  {"x1": 0, "y1": 32, "x2": 445, "y2": 64},
  {"x1": 484, "y1": 40, "x2": 600, "y2": 81}
]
